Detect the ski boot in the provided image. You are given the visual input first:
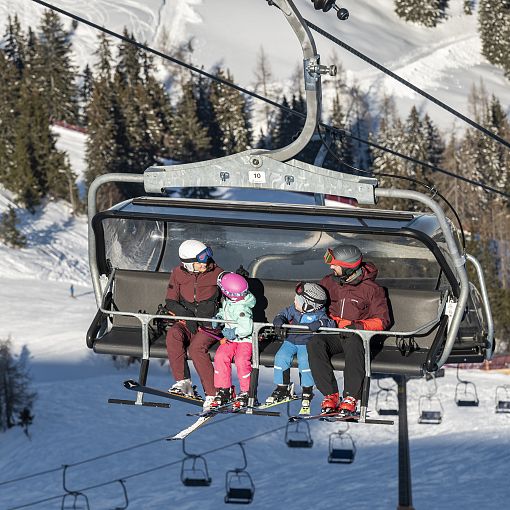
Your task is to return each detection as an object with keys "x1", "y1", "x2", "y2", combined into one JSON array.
[
  {"x1": 299, "y1": 386, "x2": 314, "y2": 415},
  {"x1": 202, "y1": 395, "x2": 216, "y2": 411},
  {"x1": 233, "y1": 392, "x2": 250, "y2": 410},
  {"x1": 168, "y1": 378, "x2": 194, "y2": 397},
  {"x1": 338, "y1": 396, "x2": 358, "y2": 416},
  {"x1": 210, "y1": 386, "x2": 236, "y2": 410},
  {"x1": 320, "y1": 392, "x2": 340, "y2": 414},
  {"x1": 265, "y1": 383, "x2": 294, "y2": 405}
]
